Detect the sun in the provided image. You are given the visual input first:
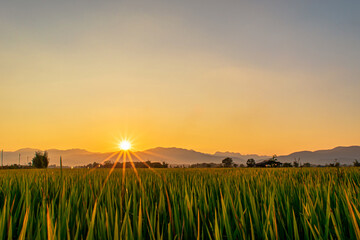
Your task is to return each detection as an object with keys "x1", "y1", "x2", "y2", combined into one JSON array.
[{"x1": 119, "y1": 140, "x2": 132, "y2": 151}]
